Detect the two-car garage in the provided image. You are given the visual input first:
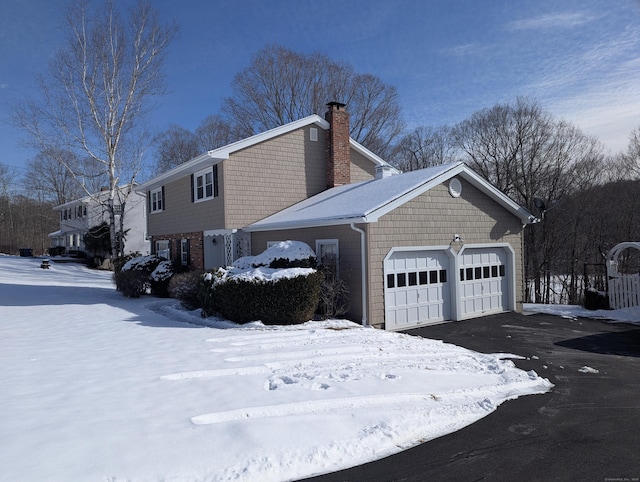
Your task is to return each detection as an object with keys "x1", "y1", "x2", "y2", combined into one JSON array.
[{"x1": 384, "y1": 245, "x2": 514, "y2": 331}]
